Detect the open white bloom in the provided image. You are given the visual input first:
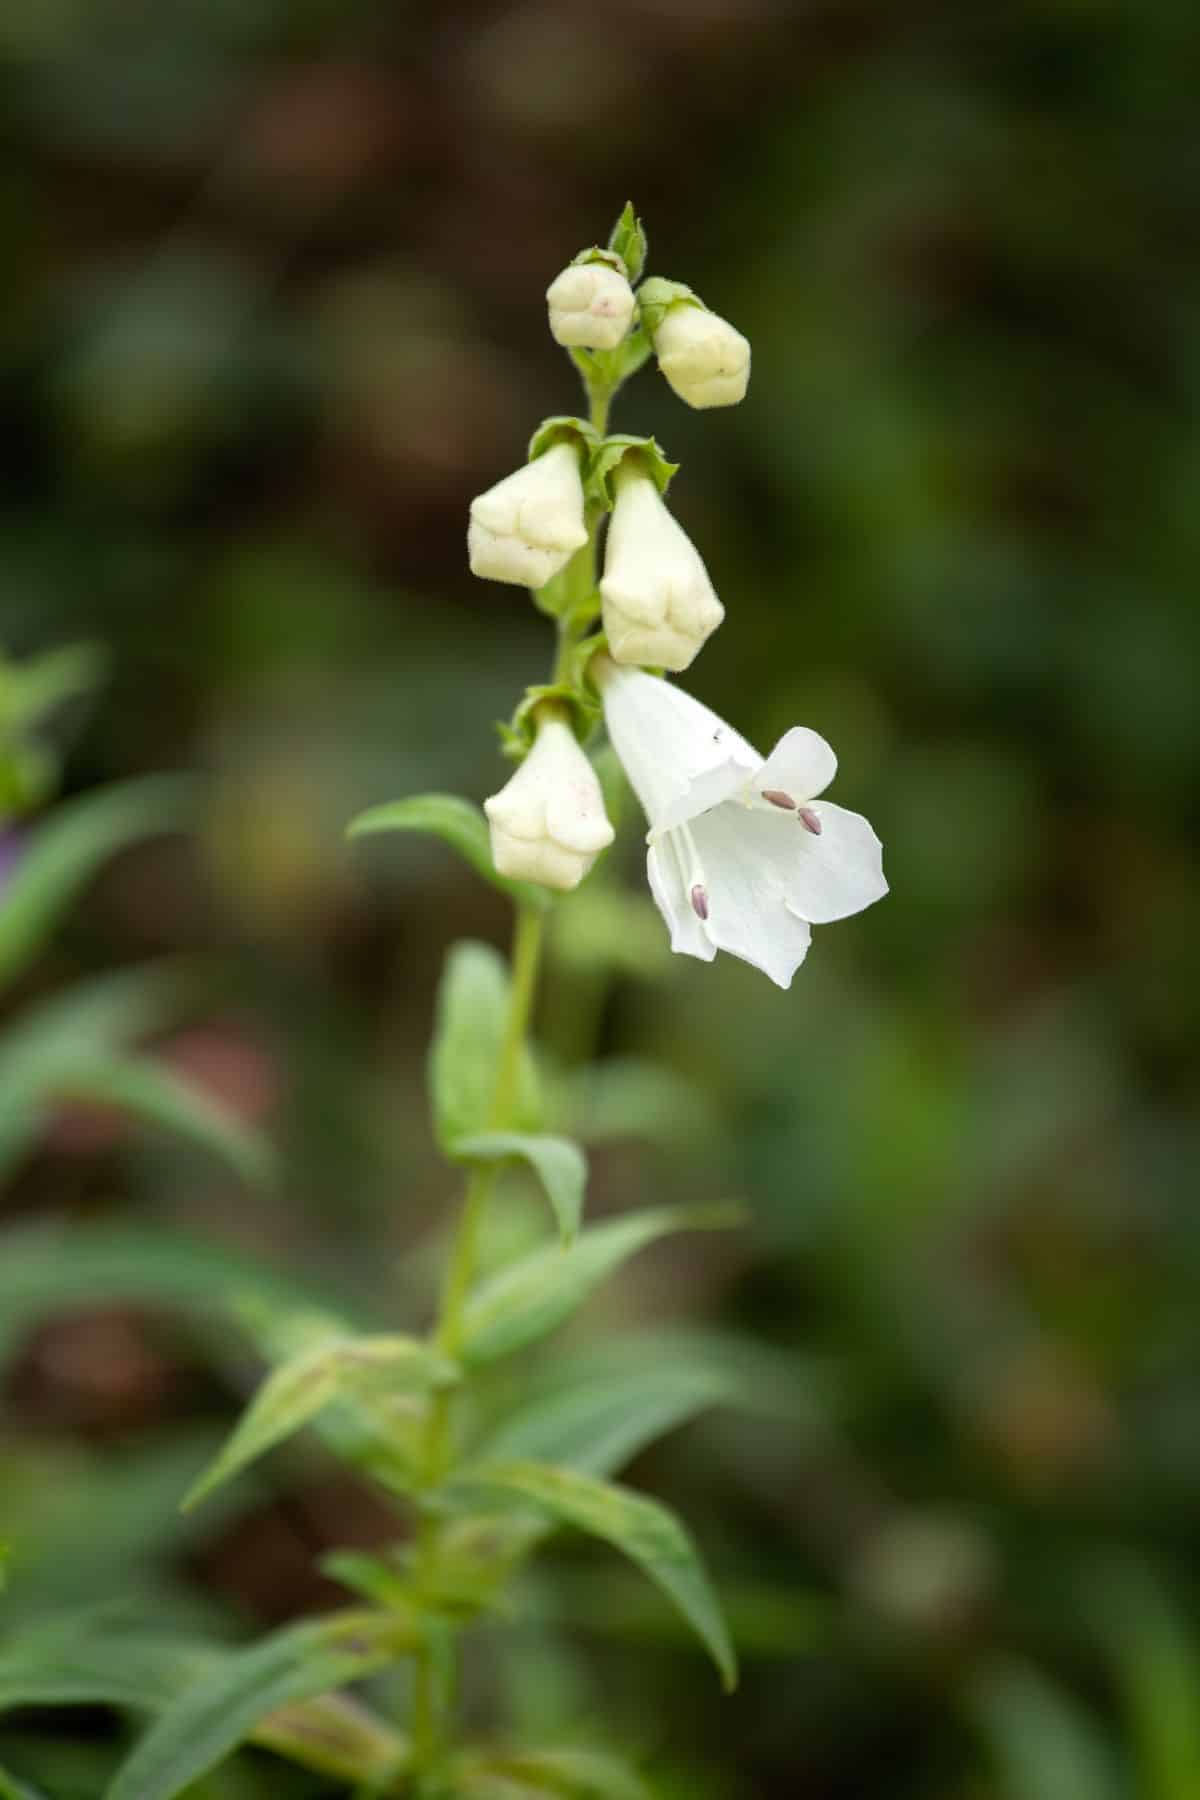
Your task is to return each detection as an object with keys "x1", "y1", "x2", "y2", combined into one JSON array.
[
  {"x1": 468, "y1": 443, "x2": 588, "y2": 589},
  {"x1": 597, "y1": 661, "x2": 886, "y2": 987},
  {"x1": 484, "y1": 715, "x2": 614, "y2": 892},
  {"x1": 599, "y1": 471, "x2": 724, "y2": 671},
  {"x1": 654, "y1": 304, "x2": 750, "y2": 409},
  {"x1": 546, "y1": 262, "x2": 636, "y2": 351}
]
